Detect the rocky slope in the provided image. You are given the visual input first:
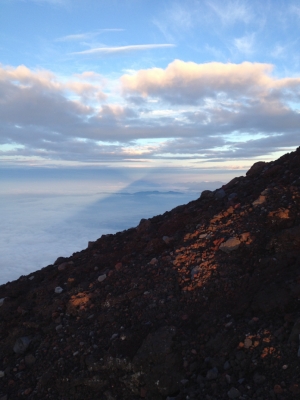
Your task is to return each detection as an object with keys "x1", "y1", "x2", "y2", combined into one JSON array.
[{"x1": 1, "y1": 147, "x2": 300, "y2": 400}]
